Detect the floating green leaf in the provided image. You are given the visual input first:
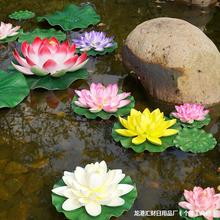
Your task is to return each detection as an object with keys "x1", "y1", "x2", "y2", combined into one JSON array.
[
  {"x1": 9, "y1": 68, "x2": 88, "y2": 90},
  {"x1": 0, "y1": 29, "x2": 23, "y2": 44},
  {"x1": 170, "y1": 114, "x2": 211, "y2": 129},
  {"x1": 174, "y1": 128, "x2": 217, "y2": 153},
  {"x1": 38, "y1": 4, "x2": 101, "y2": 31},
  {"x1": 9, "y1": 10, "x2": 35, "y2": 20},
  {"x1": 52, "y1": 176, "x2": 137, "y2": 220},
  {"x1": 77, "y1": 42, "x2": 118, "y2": 56},
  {"x1": 112, "y1": 122, "x2": 180, "y2": 153},
  {"x1": 0, "y1": 70, "x2": 29, "y2": 108},
  {"x1": 71, "y1": 95, "x2": 135, "y2": 120},
  {"x1": 18, "y1": 28, "x2": 66, "y2": 43}
]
